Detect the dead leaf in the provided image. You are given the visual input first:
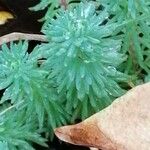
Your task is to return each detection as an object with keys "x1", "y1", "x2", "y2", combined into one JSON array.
[
  {"x1": 0, "y1": 11, "x2": 14, "y2": 25},
  {"x1": 90, "y1": 148, "x2": 99, "y2": 150},
  {"x1": 55, "y1": 83, "x2": 150, "y2": 150}
]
